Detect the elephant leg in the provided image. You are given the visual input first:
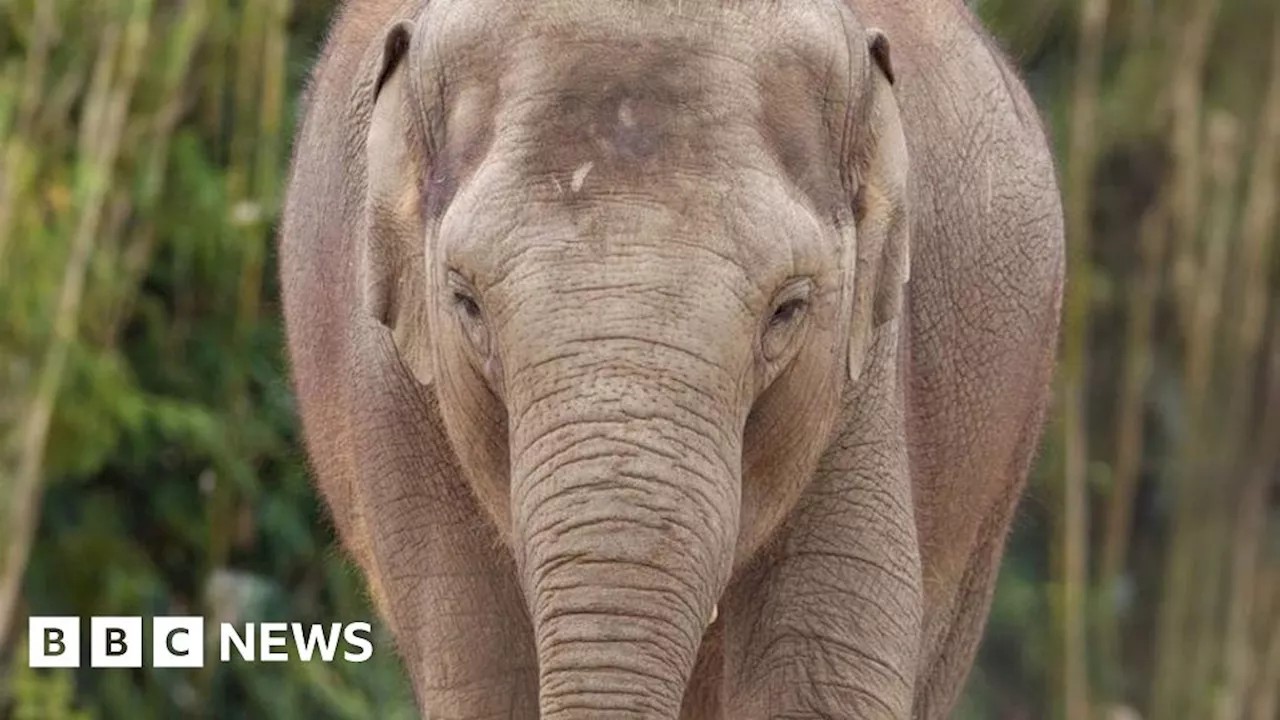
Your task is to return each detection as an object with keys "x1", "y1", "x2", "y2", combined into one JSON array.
[
  {"x1": 347, "y1": 317, "x2": 538, "y2": 718},
  {"x1": 719, "y1": 322, "x2": 923, "y2": 719}
]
